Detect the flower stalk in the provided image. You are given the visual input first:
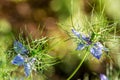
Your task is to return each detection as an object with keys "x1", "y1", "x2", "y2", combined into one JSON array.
[{"x1": 67, "y1": 48, "x2": 89, "y2": 80}]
